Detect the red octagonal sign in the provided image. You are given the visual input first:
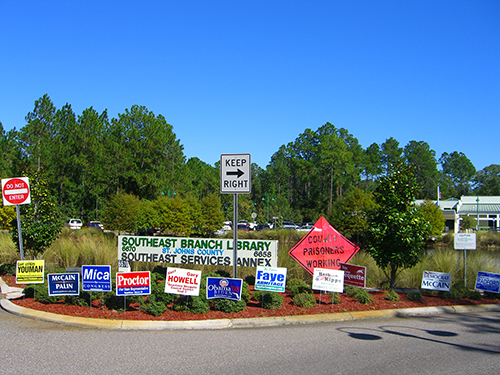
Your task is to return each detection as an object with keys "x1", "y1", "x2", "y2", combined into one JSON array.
[
  {"x1": 288, "y1": 217, "x2": 359, "y2": 275},
  {"x1": 2, "y1": 177, "x2": 31, "y2": 206}
]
